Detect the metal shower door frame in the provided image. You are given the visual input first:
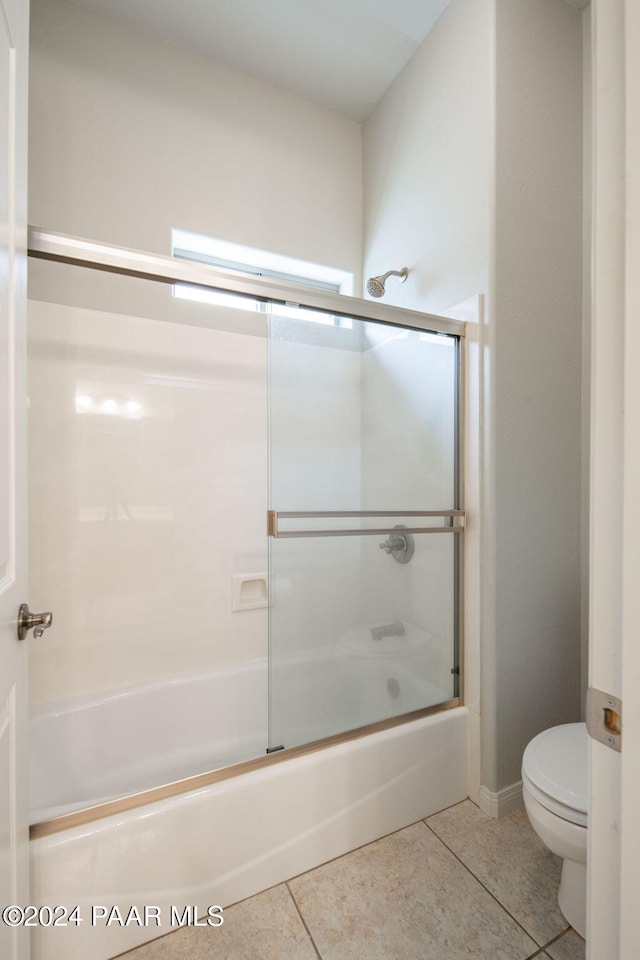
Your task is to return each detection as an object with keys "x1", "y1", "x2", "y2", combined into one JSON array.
[{"x1": 26, "y1": 226, "x2": 467, "y2": 835}]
